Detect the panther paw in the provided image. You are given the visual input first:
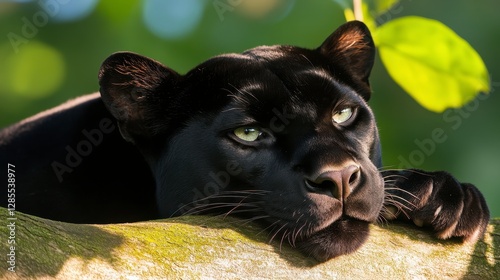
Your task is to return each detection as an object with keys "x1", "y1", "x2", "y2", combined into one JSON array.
[{"x1": 382, "y1": 170, "x2": 490, "y2": 242}]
